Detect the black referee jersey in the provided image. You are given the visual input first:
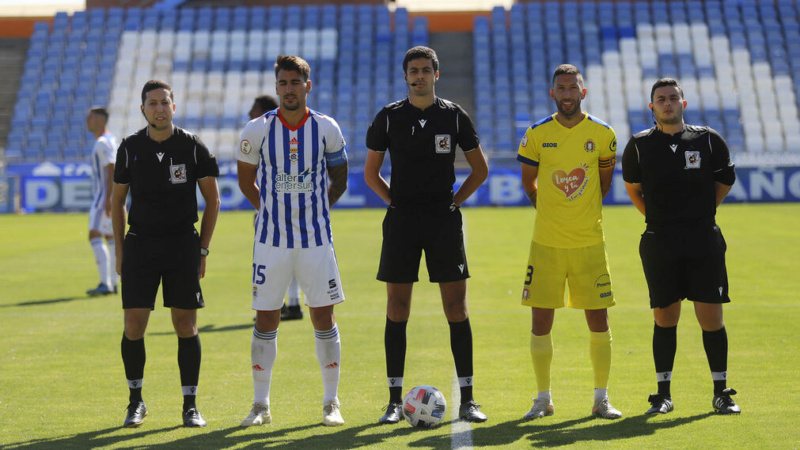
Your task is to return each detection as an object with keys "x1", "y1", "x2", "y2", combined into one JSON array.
[
  {"x1": 621, "y1": 124, "x2": 736, "y2": 227},
  {"x1": 366, "y1": 96, "x2": 480, "y2": 207},
  {"x1": 114, "y1": 126, "x2": 219, "y2": 236}
]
